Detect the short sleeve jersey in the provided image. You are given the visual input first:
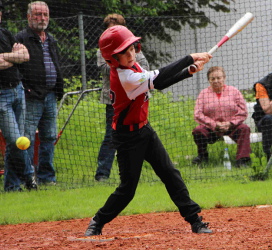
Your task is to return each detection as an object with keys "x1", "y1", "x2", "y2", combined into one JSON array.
[{"x1": 110, "y1": 63, "x2": 150, "y2": 127}]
